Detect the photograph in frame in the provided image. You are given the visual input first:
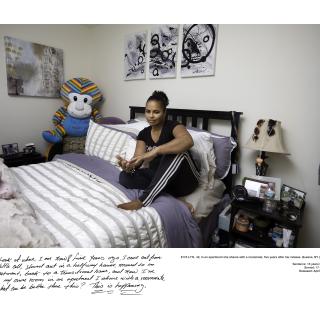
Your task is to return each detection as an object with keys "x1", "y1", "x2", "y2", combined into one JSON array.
[
  {"x1": 243, "y1": 177, "x2": 273, "y2": 198},
  {"x1": 2, "y1": 143, "x2": 19, "y2": 156},
  {"x1": 281, "y1": 184, "x2": 306, "y2": 209},
  {"x1": 246, "y1": 175, "x2": 282, "y2": 200}
]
